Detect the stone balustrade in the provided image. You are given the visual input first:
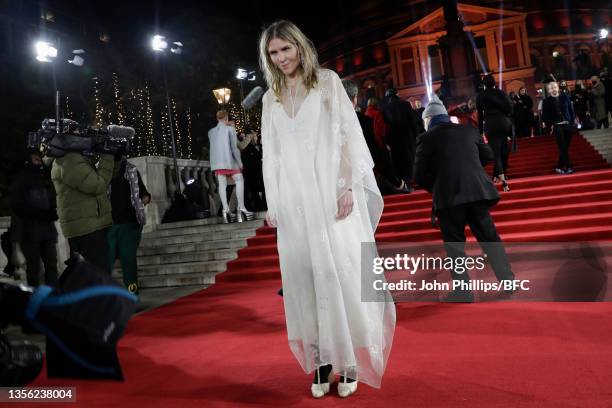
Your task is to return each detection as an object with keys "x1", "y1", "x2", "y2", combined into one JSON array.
[{"x1": 127, "y1": 156, "x2": 224, "y2": 231}]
